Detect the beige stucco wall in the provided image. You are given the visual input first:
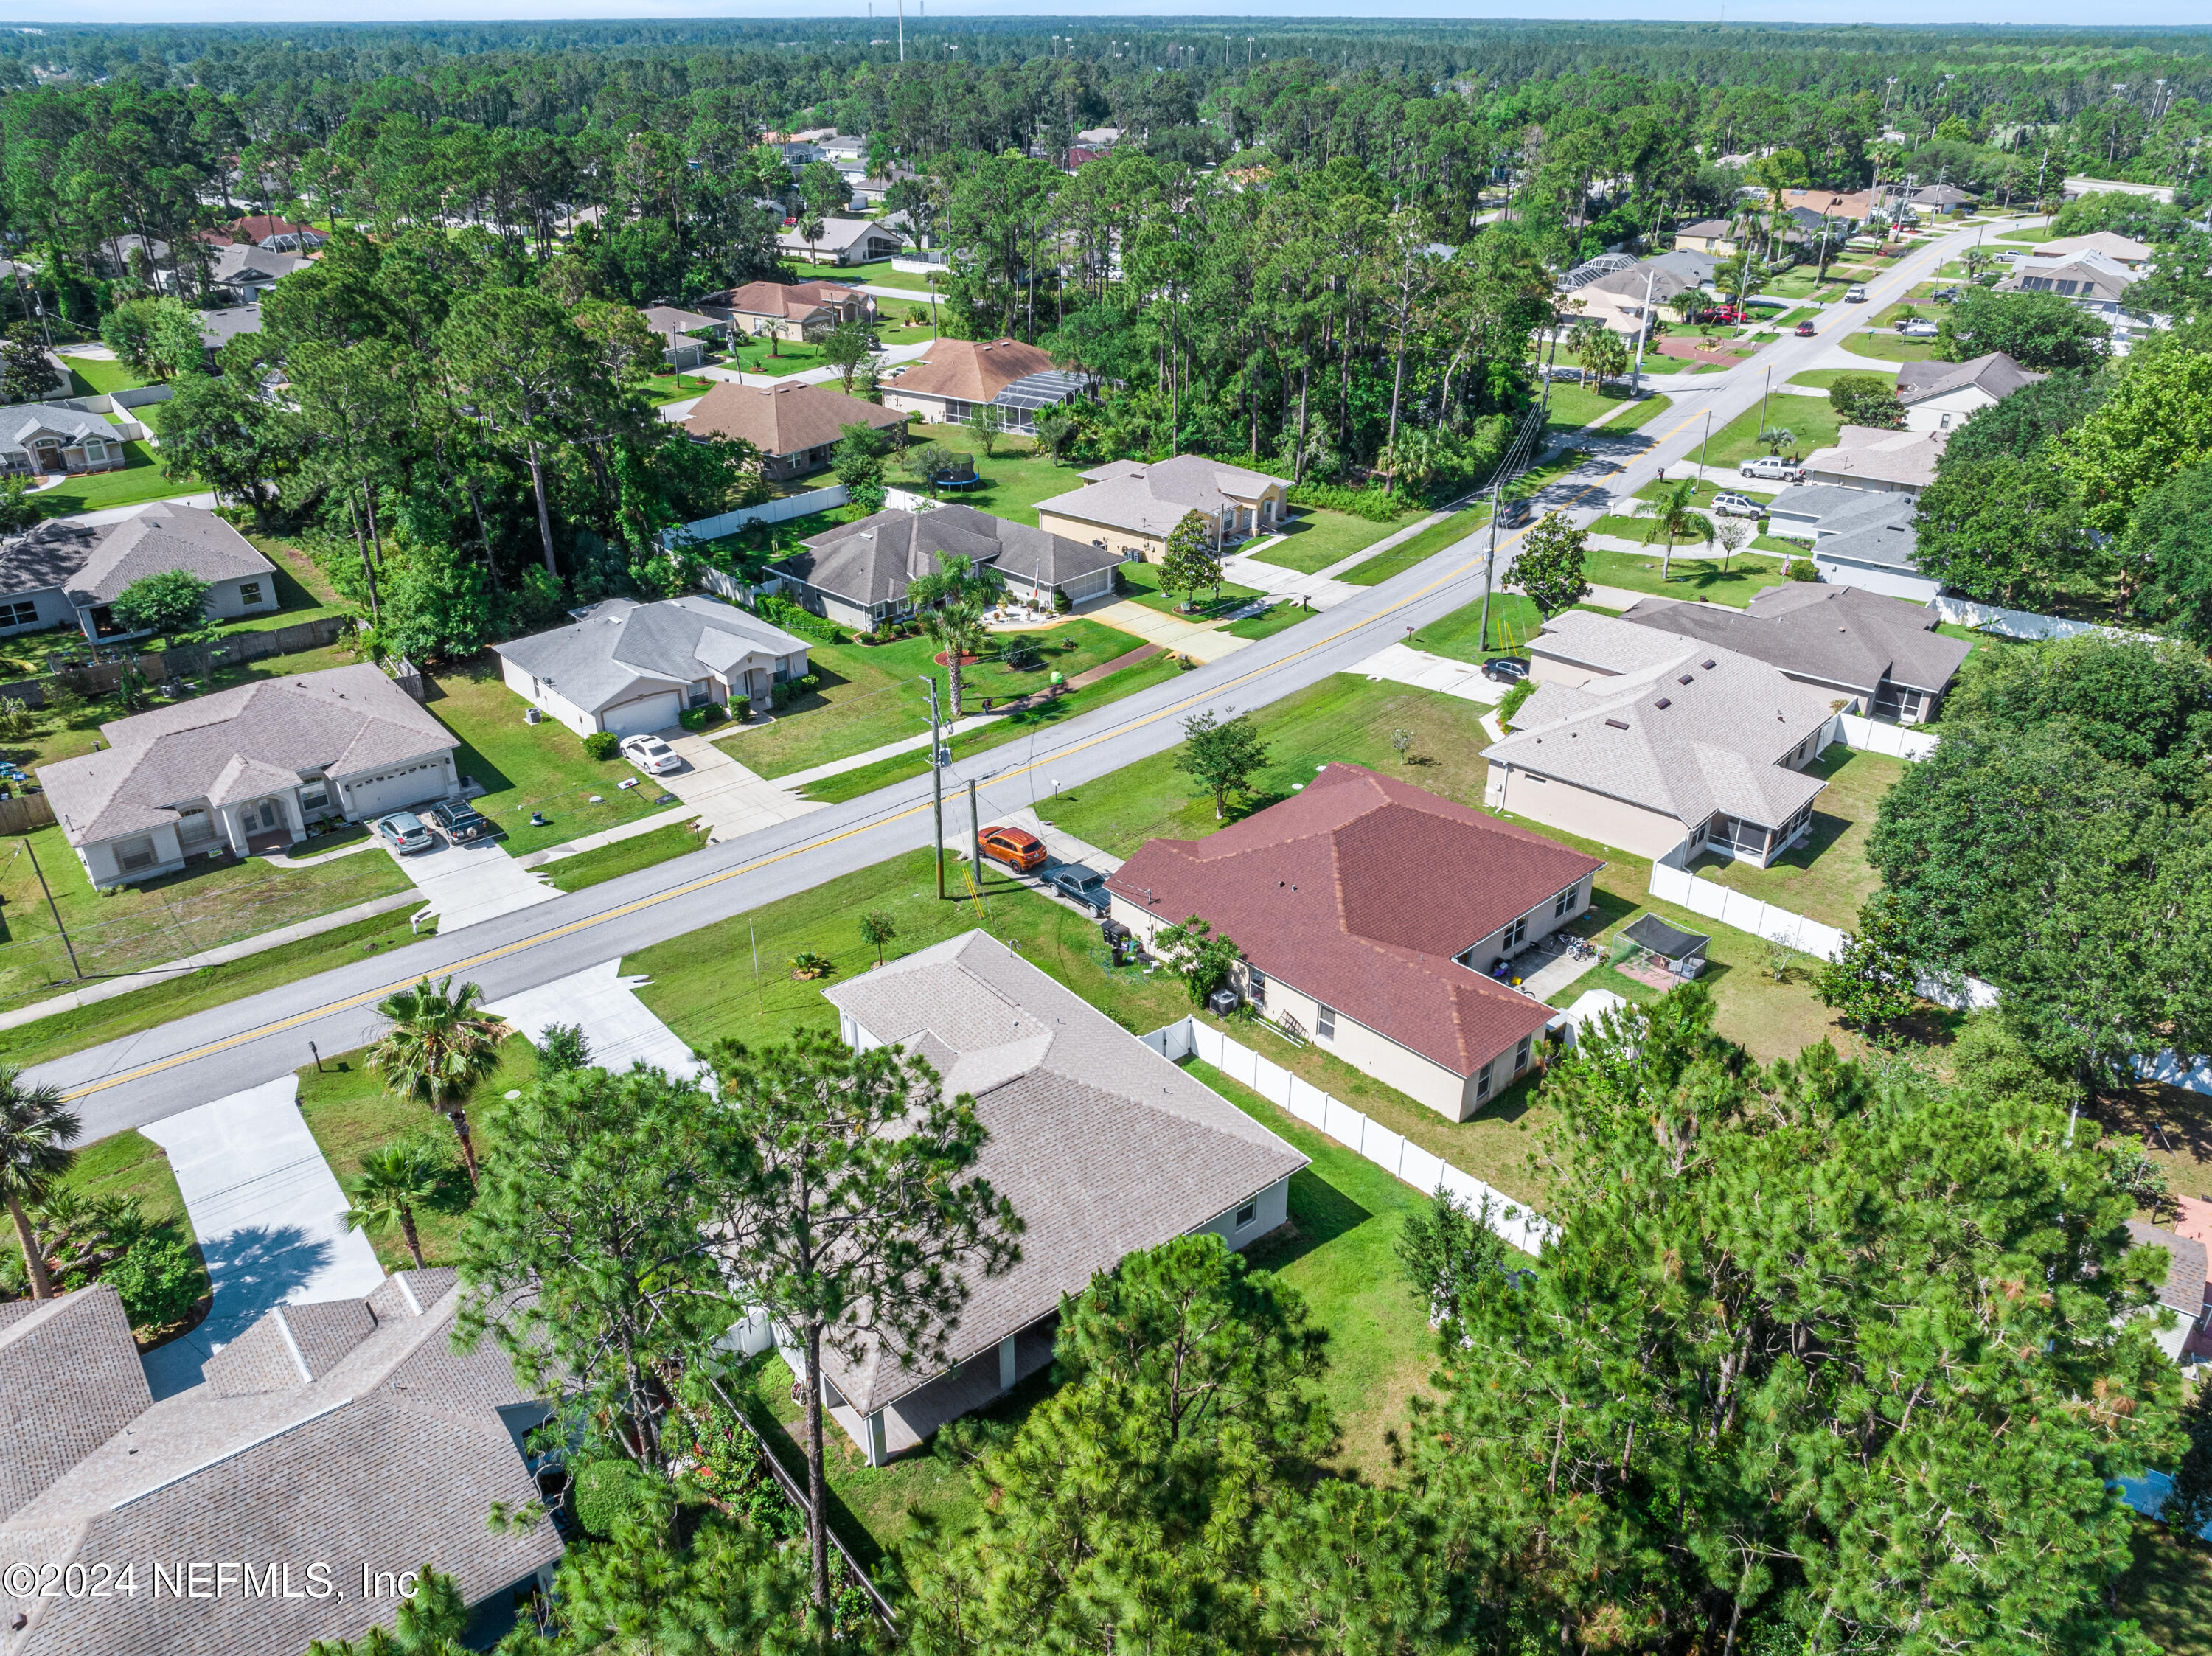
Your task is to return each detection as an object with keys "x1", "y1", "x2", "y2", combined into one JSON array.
[
  {"x1": 500, "y1": 653, "x2": 599, "y2": 737},
  {"x1": 1037, "y1": 509, "x2": 1169, "y2": 563},
  {"x1": 1903, "y1": 387, "x2": 1992, "y2": 433},
  {"x1": 1484, "y1": 766, "x2": 1689, "y2": 860}
]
